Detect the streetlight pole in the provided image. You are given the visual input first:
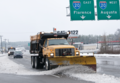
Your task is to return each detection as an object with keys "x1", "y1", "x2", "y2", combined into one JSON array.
[
  {"x1": 8, "y1": 39, "x2": 9, "y2": 45},
  {"x1": 0, "y1": 36, "x2": 3, "y2": 54},
  {"x1": 97, "y1": 36, "x2": 98, "y2": 49},
  {"x1": 6, "y1": 39, "x2": 9, "y2": 49},
  {"x1": 4, "y1": 39, "x2": 7, "y2": 53}
]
